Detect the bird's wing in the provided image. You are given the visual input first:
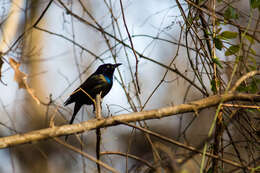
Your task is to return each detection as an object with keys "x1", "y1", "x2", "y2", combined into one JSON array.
[
  {"x1": 81, "y1": 74, "x2": 111, "y2": 94},
  {"x1": 77, "y1": 74, "x2": 111, "y2": 96},
  {"x1": 64, "y1": 74, "x2": 111, "y2": 105}
]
